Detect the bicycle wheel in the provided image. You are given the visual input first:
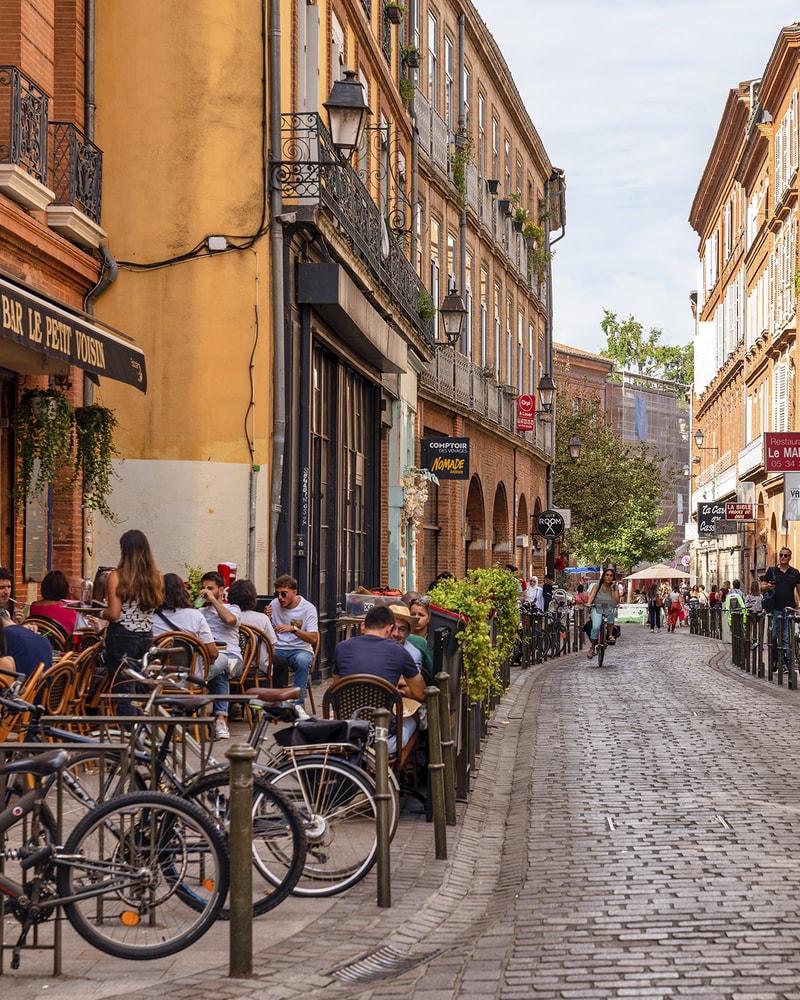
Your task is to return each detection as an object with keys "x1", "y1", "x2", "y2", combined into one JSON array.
[
  {"x1": 267, "y1": 755, "x2": 383, "y2": 896},
  {"x1": 596, "y1": 636, "x2": 606, "y2": 668},
  {"x1": 182, "y1": 770, "x2": 306, "y2": 917},
  {"x1": 58, "y1": 790, "x2": 228, "y2": 960},
  {"x1": 44, "y1": 749, "x2": 146, "y2": 834}
]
